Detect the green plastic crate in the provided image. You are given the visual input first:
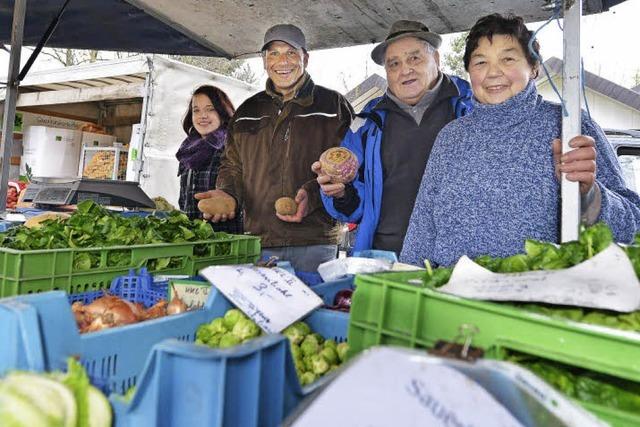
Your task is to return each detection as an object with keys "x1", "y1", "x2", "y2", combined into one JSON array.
[
  {"x1": 349, "y1": 270, "x2": 640, "y2": 383},
  {"x1": 350, "y1": 270, "x2": 640, "y2": 426},
  {"x1": 0, "y1": 234, "x2": 260, "y2": 297}
]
